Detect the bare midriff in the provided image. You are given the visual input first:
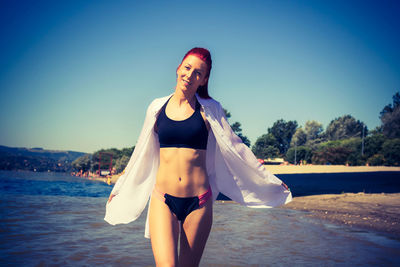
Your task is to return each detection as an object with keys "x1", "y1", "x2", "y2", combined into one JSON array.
[{"x1": 155, "y1": 147, "x2": 209, "y2": 197}]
